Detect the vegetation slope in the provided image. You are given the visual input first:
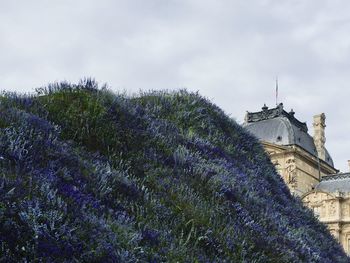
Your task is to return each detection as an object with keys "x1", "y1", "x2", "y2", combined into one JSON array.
[{"x1": 0, "y1": 79, "x2": 348, "y2": 262}]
